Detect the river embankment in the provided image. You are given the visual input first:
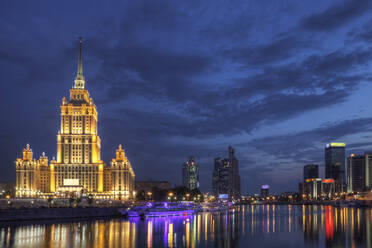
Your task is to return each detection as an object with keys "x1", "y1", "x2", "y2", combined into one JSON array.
[{"x1": 0, "y1": 206, "x2": 123, "y2": 222}]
